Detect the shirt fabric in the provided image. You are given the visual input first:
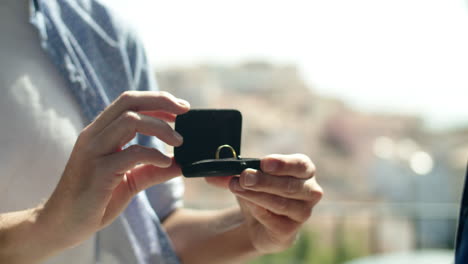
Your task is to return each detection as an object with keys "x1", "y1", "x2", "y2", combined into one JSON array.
[
  {"x1": 3, "y1": 0, "x2": 183, "y2": 263},
  {"x1": 0, "y1": 0, "x2": 94, "y2": 263}
]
